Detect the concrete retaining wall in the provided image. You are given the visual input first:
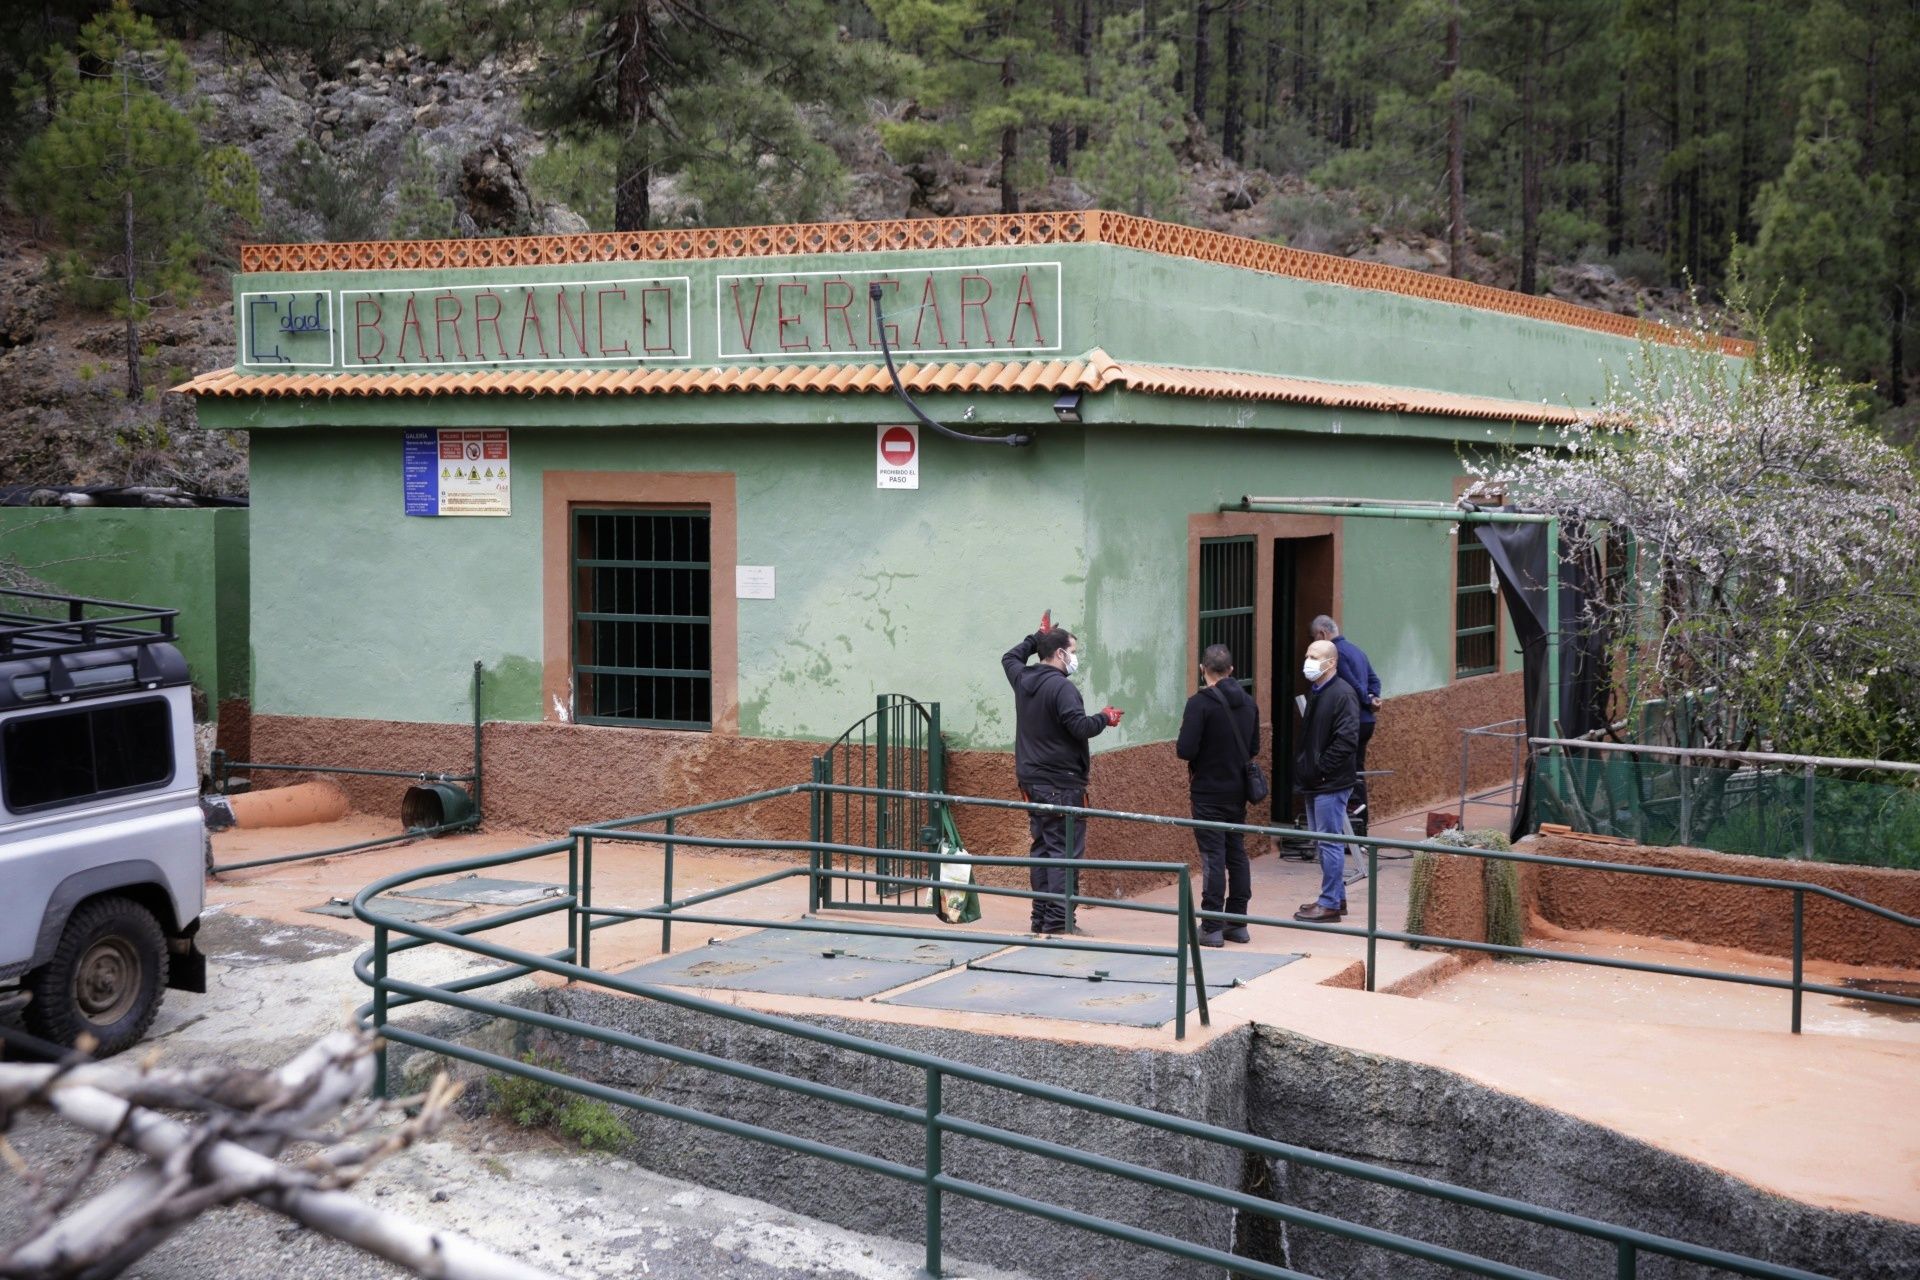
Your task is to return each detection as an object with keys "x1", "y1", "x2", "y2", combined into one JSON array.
[
  {"x1": 1247, "y1": 1027, "x2": 1920, "y2": 1279},
  {"x1": 531, "y1": 988, "x2": 1253, "y2": 1280},
  {"x1": 387, "y1": 981, "x2": 1919, "y2": 1280}
]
